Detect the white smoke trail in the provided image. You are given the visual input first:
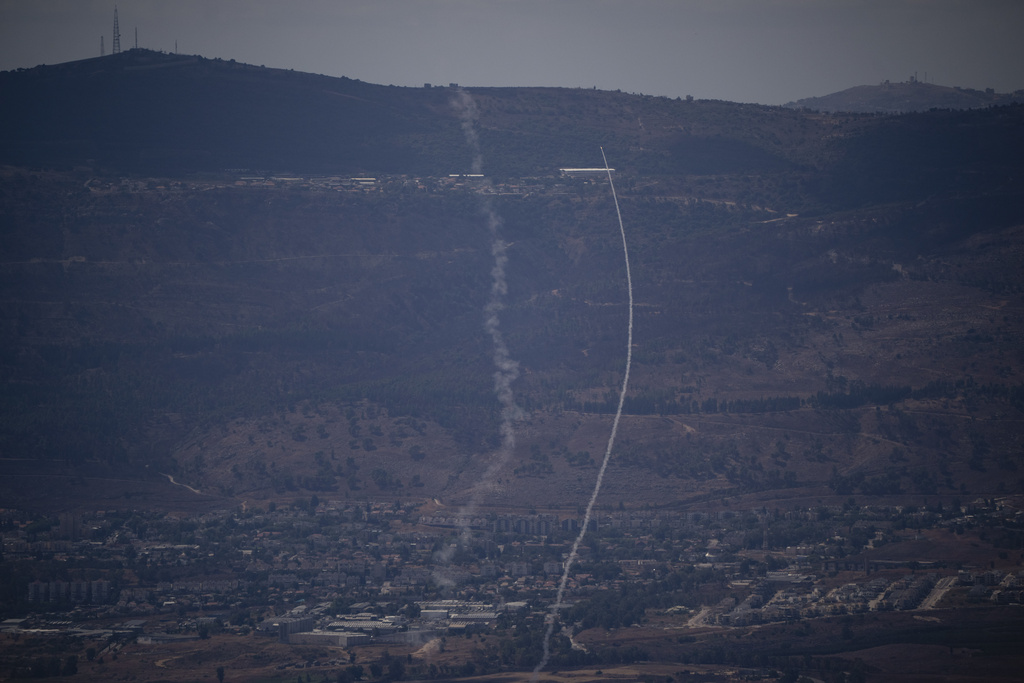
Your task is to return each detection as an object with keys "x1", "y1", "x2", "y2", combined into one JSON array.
[
  {"x1": 434, "y1": 90, "x2": 523, "y2": 578},
  {"x1": 532, "y1": 147, "x2": 633, "y2": 679}
]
